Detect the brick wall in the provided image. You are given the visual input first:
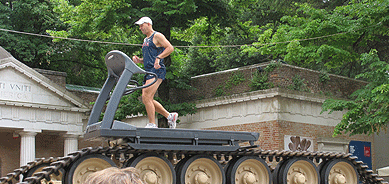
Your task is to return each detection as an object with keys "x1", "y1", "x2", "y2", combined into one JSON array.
[
  {"x1": 206, "y1": 121, "x2": 374, "y2": 168},
  {"x1": 172, "y1": 62, "x2": 367, "y2": 103},
  {"x1": 34, "y1": 68, "x2": 67, "y2": 88},
  {"x1": 205, "y1": 121, "x2": 281, "y2": 150},
  {"x1": 68, "y1": 90, "x2": 99, "y2": 105},
  {"x1": 36, "y1": 134, "x2": 64, "y2": 159}
]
